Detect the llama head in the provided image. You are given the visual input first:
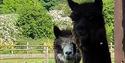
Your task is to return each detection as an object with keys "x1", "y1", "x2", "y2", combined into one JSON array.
[
  {"x1": 54, "y1": 26, "x2": 78, "y2": 61},
  {"x1": 67, "y1": 0, "x2": 103, "y2": 48},
  {"x1": 67, "y1": 0, "x2": 103, "y2": 22}
]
